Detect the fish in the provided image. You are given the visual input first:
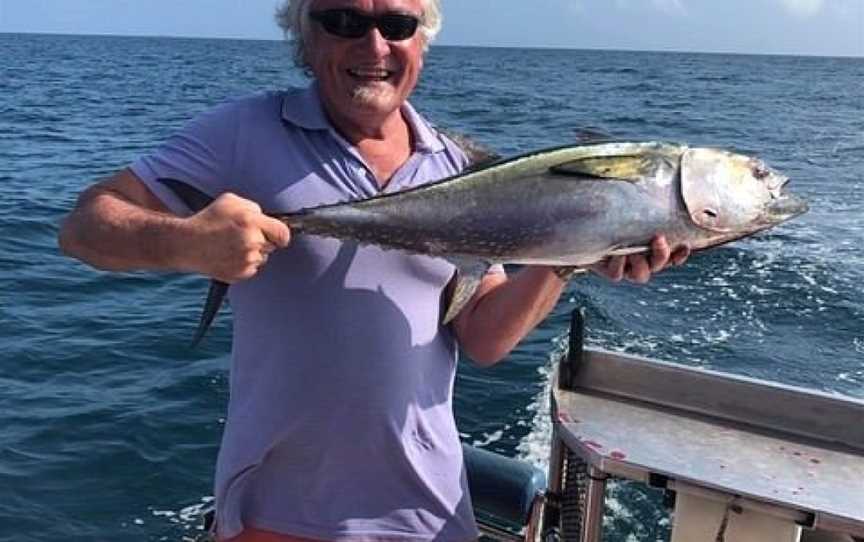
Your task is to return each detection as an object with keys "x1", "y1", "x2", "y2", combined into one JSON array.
[{"x1": 159, "y1": 140, "x2": 808, "y2": 346}]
